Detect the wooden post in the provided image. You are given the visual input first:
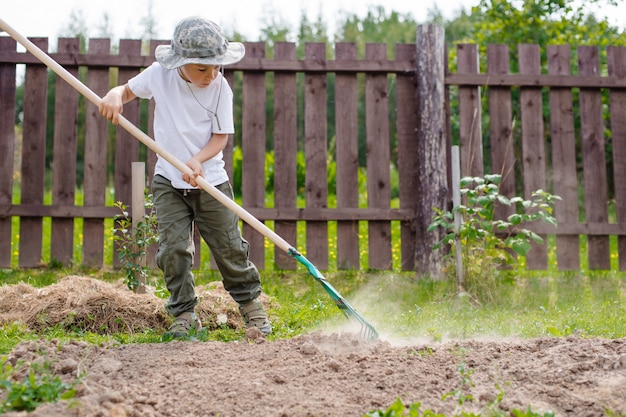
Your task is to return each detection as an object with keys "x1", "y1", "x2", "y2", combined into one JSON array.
[
  {"x1": 132, "y1": 162, "x2": 146, "y2": 294},
  {"x1": 414, "y1": 24, "x2": 448, "y2": 278}
]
